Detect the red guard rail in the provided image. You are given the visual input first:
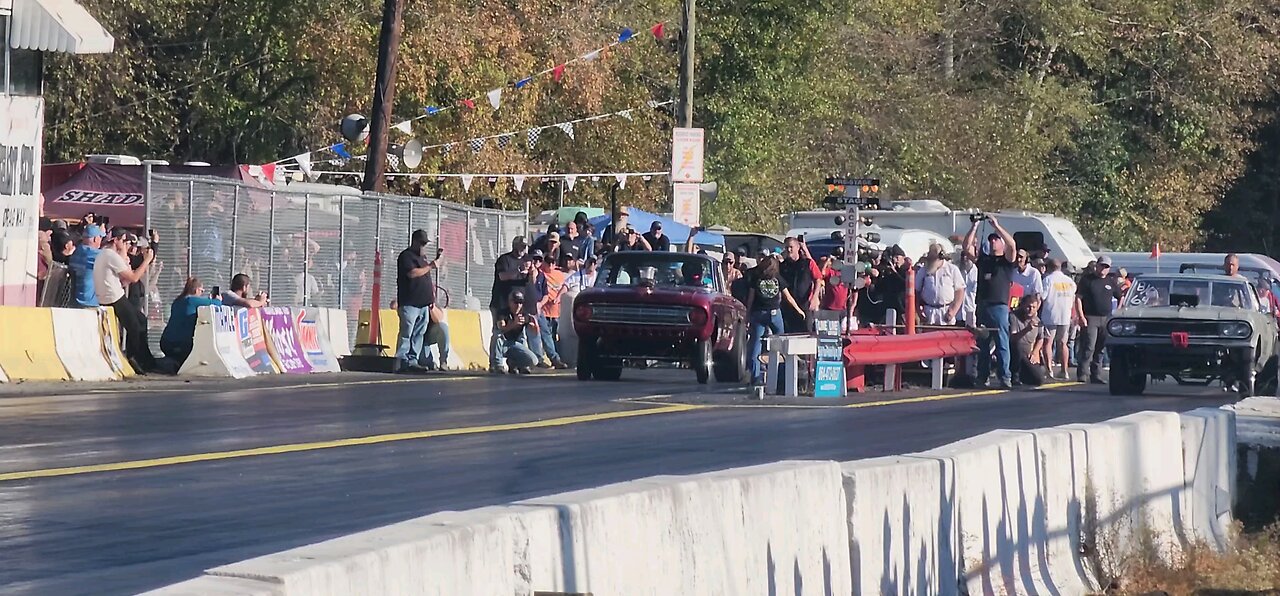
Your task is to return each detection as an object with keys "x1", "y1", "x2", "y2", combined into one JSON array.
[{"x1": 843, "y1": 329, "x2": 978, "y2": 392}]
